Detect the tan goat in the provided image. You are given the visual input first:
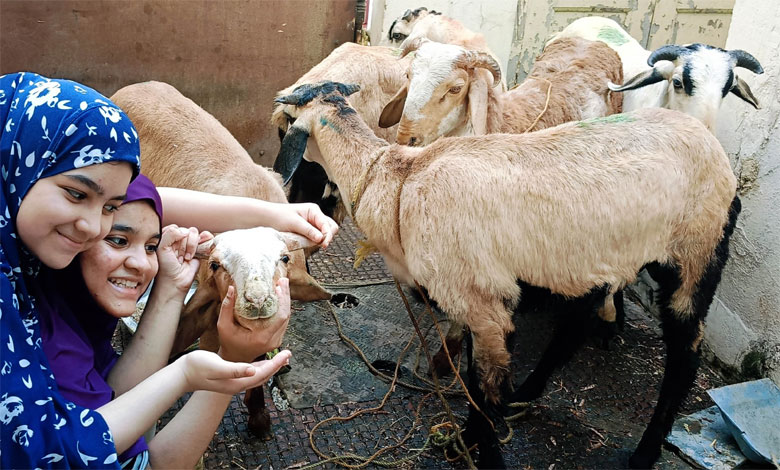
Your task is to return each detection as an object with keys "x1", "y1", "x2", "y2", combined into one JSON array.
[{"x1": 274, "y1": 82, "x2": 739, "y2": 469}]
